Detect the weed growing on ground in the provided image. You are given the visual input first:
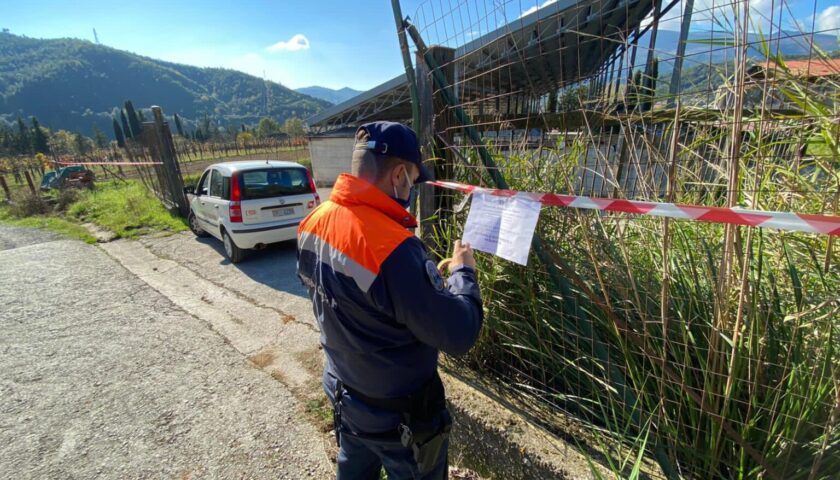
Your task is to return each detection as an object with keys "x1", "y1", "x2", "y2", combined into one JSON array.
[{"x1": 68, "y1": 180, "x2": 188, "y2": 238}]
